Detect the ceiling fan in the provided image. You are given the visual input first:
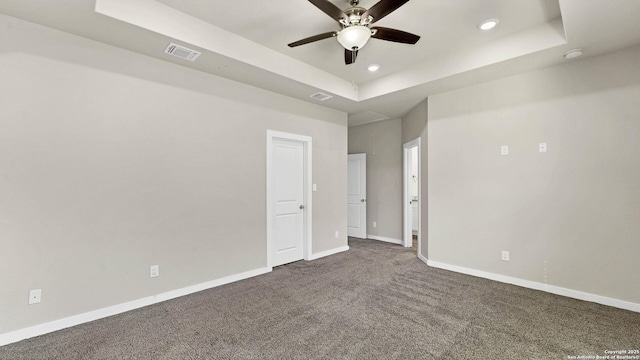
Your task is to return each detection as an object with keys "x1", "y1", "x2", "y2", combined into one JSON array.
[{"x1": 288, "y1": 0, "x2": 420, "y2": 65}]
